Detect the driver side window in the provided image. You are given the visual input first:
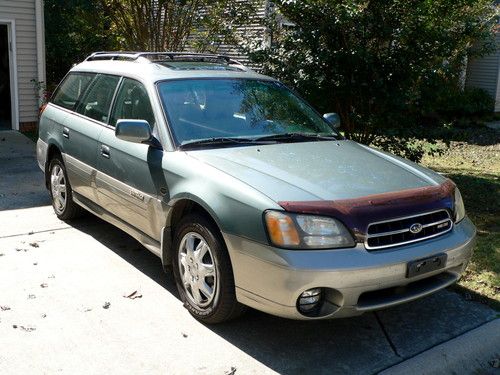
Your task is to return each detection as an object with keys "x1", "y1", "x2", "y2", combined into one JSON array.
[{"x1": 110, "y1": 78, "x2": 156, "y2": 128}]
